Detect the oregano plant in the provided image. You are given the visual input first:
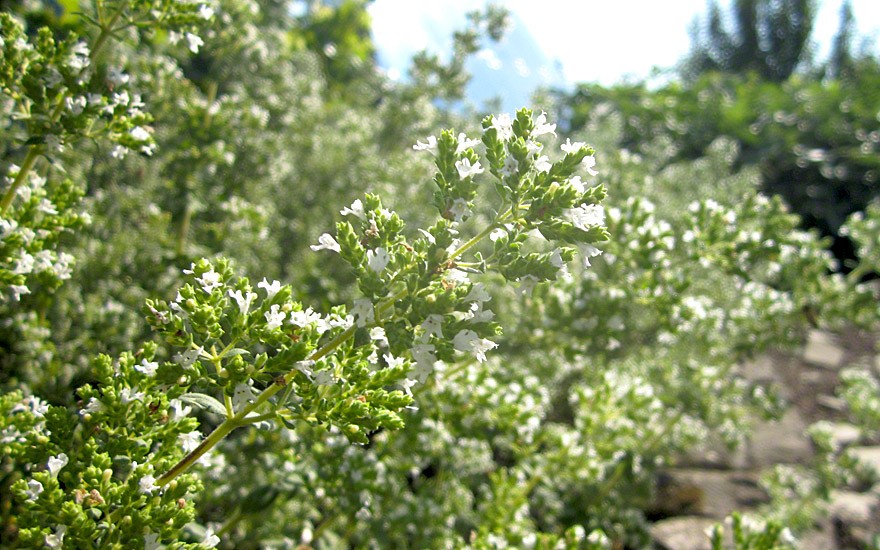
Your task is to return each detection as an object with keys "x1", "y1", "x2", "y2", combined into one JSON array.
[
  {"x1": 3, "y1": 107, "x2": 612, "y2": 547},
  {"x1": 2, "y1": 1, "x2": 879, "y2": 548}
]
